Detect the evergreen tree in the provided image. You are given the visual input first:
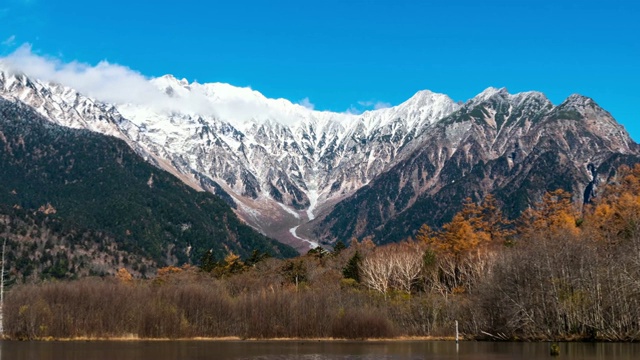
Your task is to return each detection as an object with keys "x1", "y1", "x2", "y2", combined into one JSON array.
[
  {"x1": 333, "y1": 240, "x2": 346, "y2": 255},
  {"x1": 343, "y1": 251, "x2": 361, "y2": 282},
  {"x1": 199, "y1": 250, "x2": 216, "y2": 273},
  {"x1": 245, "y1": 249, "x2": 270, "y2": 266}
]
